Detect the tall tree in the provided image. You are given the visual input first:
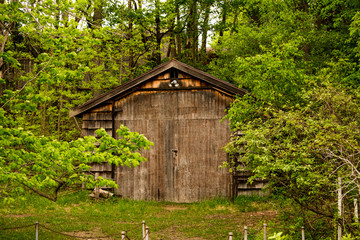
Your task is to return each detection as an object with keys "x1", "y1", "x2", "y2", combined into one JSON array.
[{"x1": 210, "y1": 0, "x2": 360, "y2": 237}]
